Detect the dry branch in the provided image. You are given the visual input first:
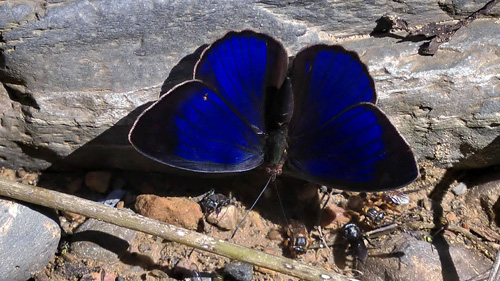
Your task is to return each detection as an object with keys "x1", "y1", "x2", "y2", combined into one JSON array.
[{"x1": 0, "y1": 177, "x2": 350, "y2": 281}]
